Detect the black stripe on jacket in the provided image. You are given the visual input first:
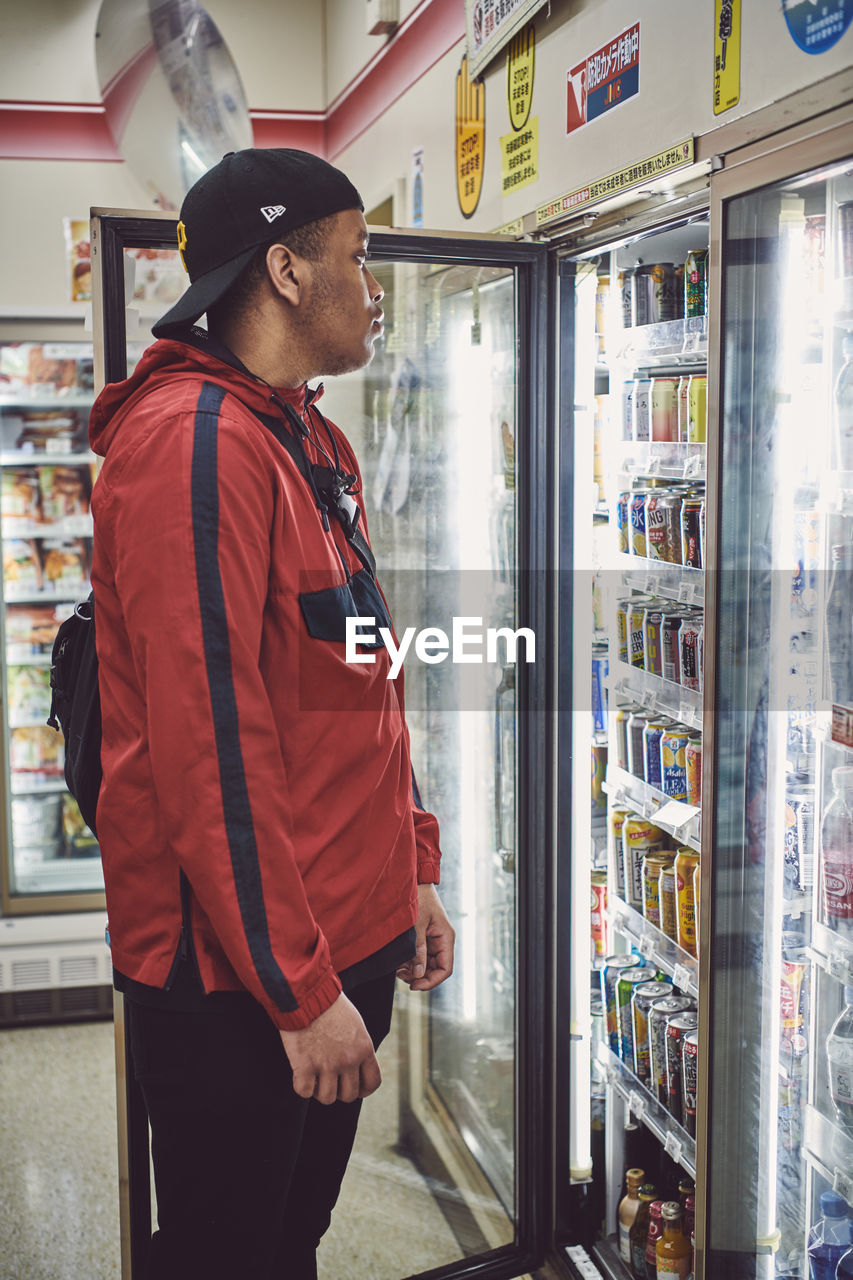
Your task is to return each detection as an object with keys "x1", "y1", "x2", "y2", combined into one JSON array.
[{"x1": 191, "y1": 381, "x2": 298, "y2": 1013}]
